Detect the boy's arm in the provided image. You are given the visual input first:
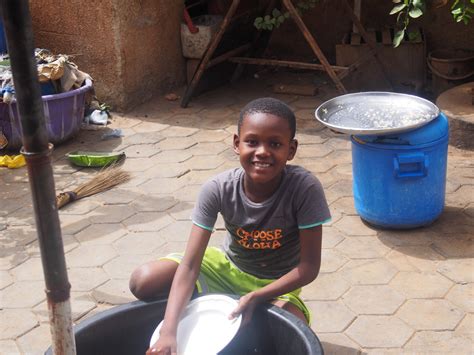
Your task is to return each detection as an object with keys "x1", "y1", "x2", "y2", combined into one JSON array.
[
  {"x1": 230, "y1": 225, "x2": 322, "y2": 318},
  {"x1": 158, "y1": 224, "x2": 212, "y2": 337}
]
